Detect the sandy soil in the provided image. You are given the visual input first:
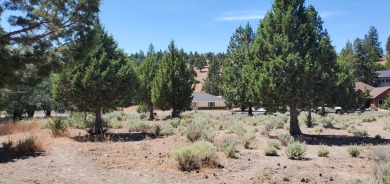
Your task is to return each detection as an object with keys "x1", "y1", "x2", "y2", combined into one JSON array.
[
  {"x1": 194, "y1": 65, "x2": 208, "y2": 92},
  {"x1": 1, "y1": 113, "x2": 390, "y2": 184}
]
